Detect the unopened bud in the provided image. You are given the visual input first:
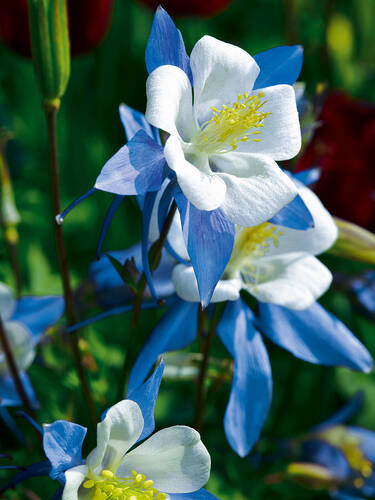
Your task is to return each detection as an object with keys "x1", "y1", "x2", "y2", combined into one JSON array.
[{"x1": 328, "y1": 217, "x2": 375, "y2": 265}]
